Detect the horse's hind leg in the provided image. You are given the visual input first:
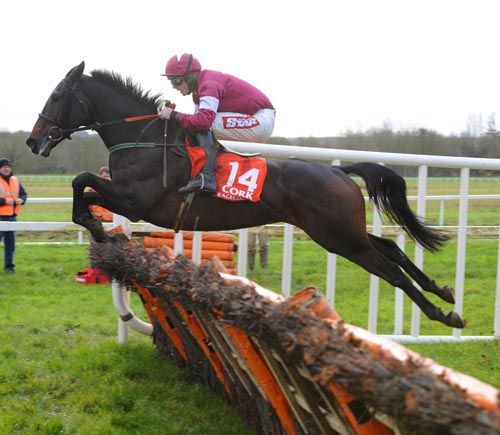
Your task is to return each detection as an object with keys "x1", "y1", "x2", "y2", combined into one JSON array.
[
  {"x1": 367, "y1": 234, "x2": 455, "y2": 304},
  {"x1": 338, "y1": 241, "x2": 465, "y2": 328}
]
